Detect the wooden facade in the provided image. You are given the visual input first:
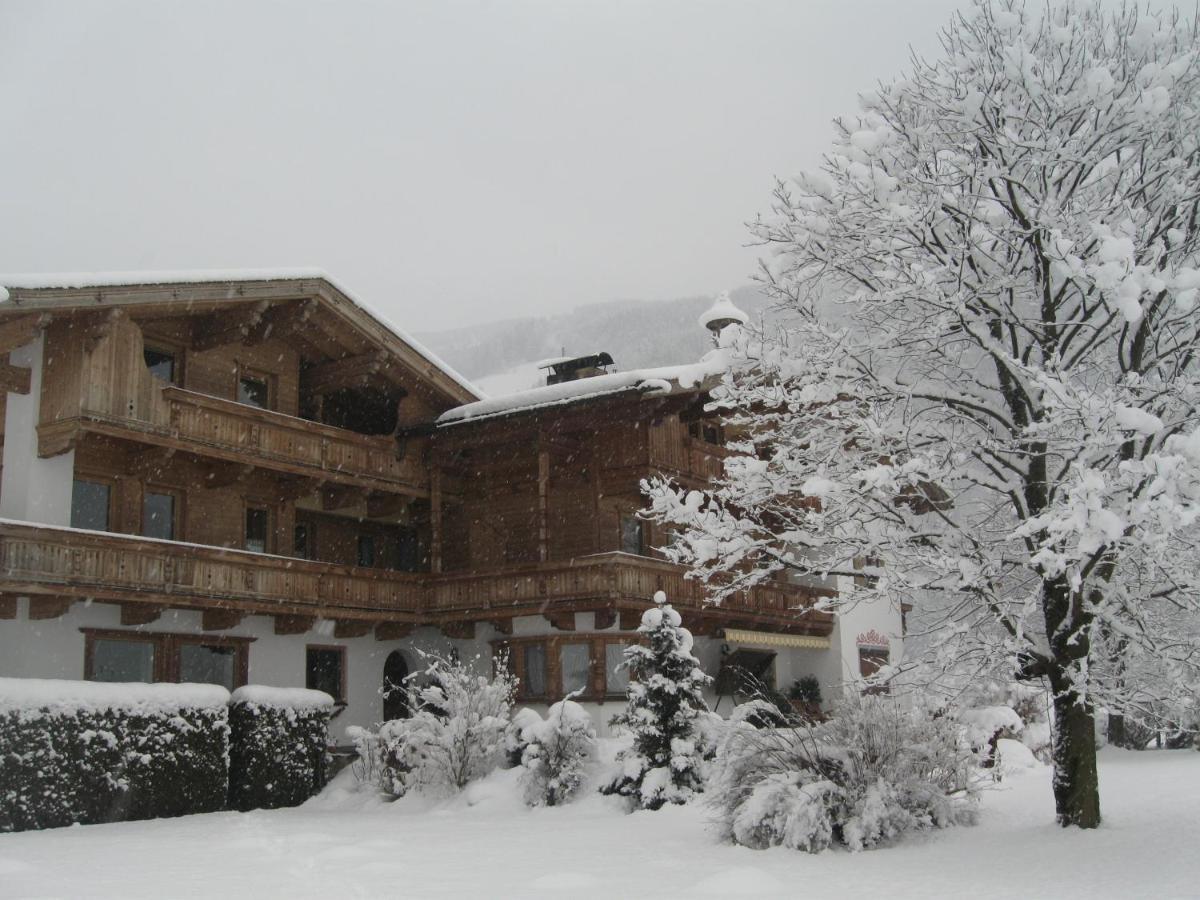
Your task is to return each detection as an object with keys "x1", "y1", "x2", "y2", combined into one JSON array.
[{"x1": 0, "y1": 276, "x2": 835, "y2": 641}]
